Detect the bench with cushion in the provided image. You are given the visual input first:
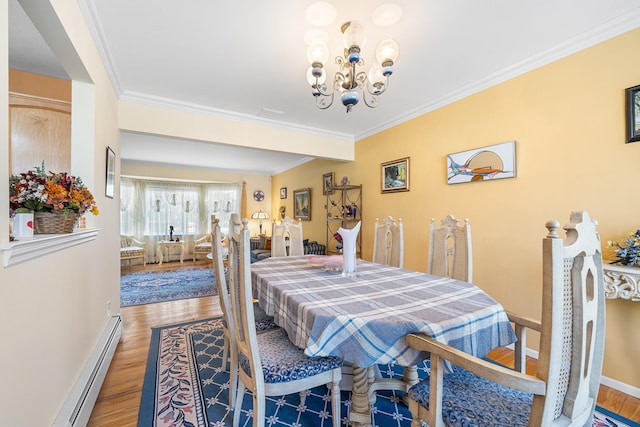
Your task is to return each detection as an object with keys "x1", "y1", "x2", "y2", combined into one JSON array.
[
  {"x1": 120, "y1": 235, "x2": 146, "y2": 267},
  {"x1": 193, "y1": 234, "x2": 212, "y2": 263}
]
